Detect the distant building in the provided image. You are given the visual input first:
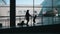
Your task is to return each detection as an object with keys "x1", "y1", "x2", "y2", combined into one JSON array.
[{"x1": 0, "y1": 0, "x2": 7, "y2": 6}]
